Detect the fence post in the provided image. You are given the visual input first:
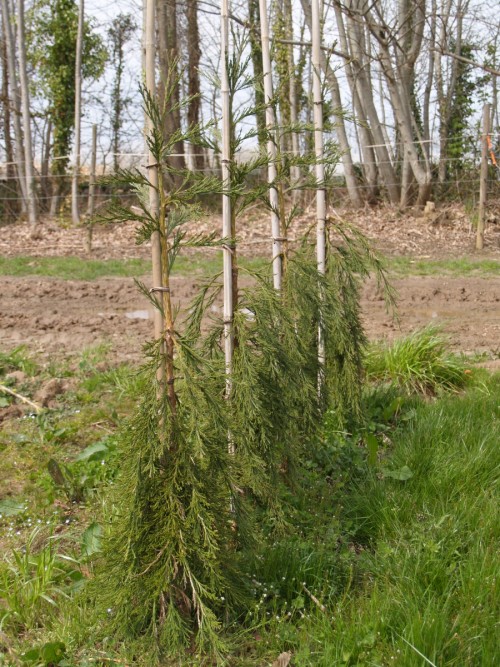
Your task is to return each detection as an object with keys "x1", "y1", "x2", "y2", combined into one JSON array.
[
  {"x1": 476, "y1": 103, "x2": 491, "y2": 251},
  {"x1": 84, "y1": 123, "x2": 97, "y2": 253}
]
